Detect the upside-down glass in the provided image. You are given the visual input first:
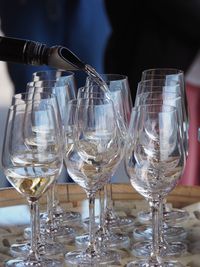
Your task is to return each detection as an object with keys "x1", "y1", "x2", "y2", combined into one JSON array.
[
  {"x1": 125, "y1": 104, "x2": 185, "y2": 267},
  {"x1": 64, "y1": 97, "x2": 122, "y2": 266},
  {"x1": 2, "y1": 100, "x2": 63, "y2": 267}
]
